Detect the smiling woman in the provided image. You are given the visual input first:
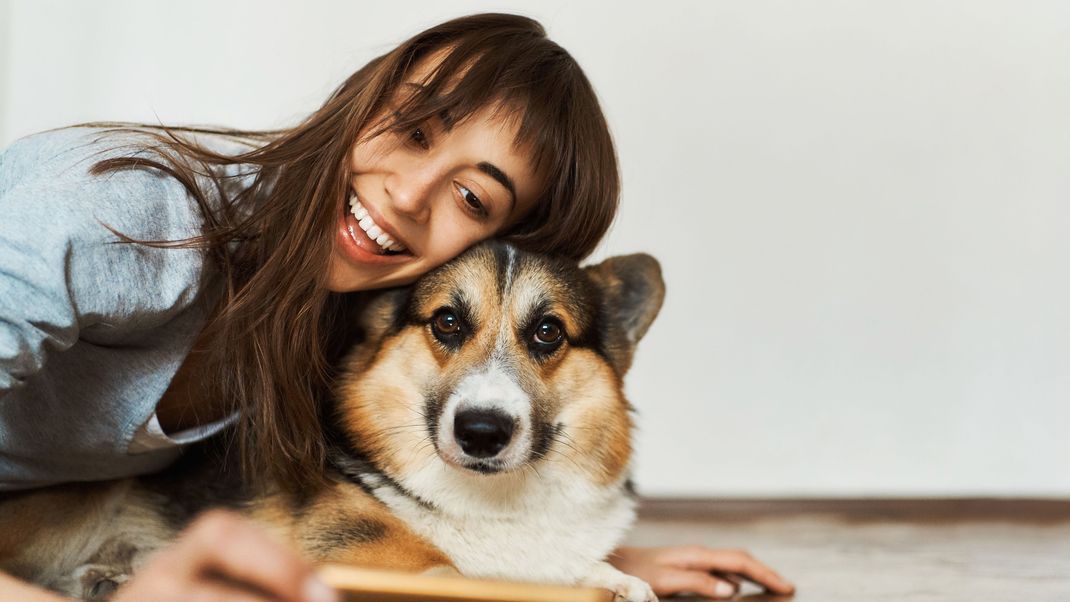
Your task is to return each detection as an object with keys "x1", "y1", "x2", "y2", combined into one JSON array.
[{"x1": 0, "y1": 11, "x2": 791, "y2": 602}]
